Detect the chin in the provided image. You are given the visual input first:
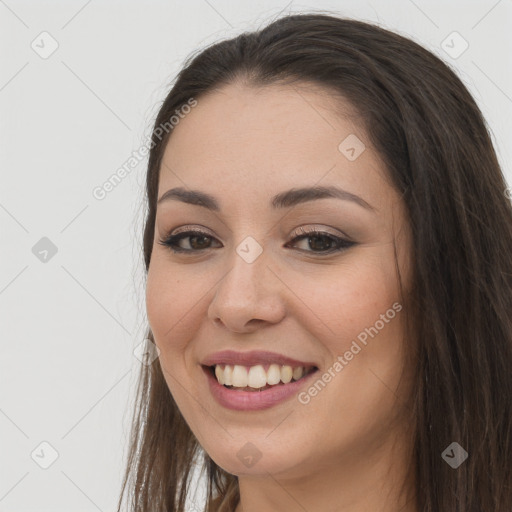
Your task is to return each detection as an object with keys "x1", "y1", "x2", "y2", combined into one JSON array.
[{"x1": 202, "y1": 437, "x2": 306, "y2": 477}]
